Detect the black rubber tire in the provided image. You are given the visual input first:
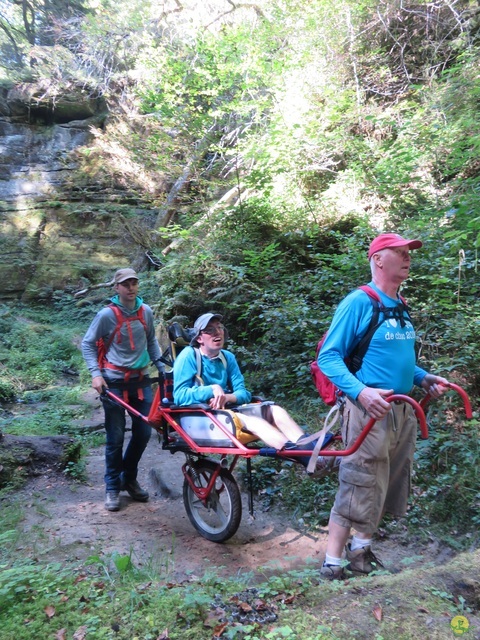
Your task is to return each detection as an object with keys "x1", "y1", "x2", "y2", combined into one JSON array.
[{"x1": 183, "y1": 459, "x2": 242, "y2": 542}]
